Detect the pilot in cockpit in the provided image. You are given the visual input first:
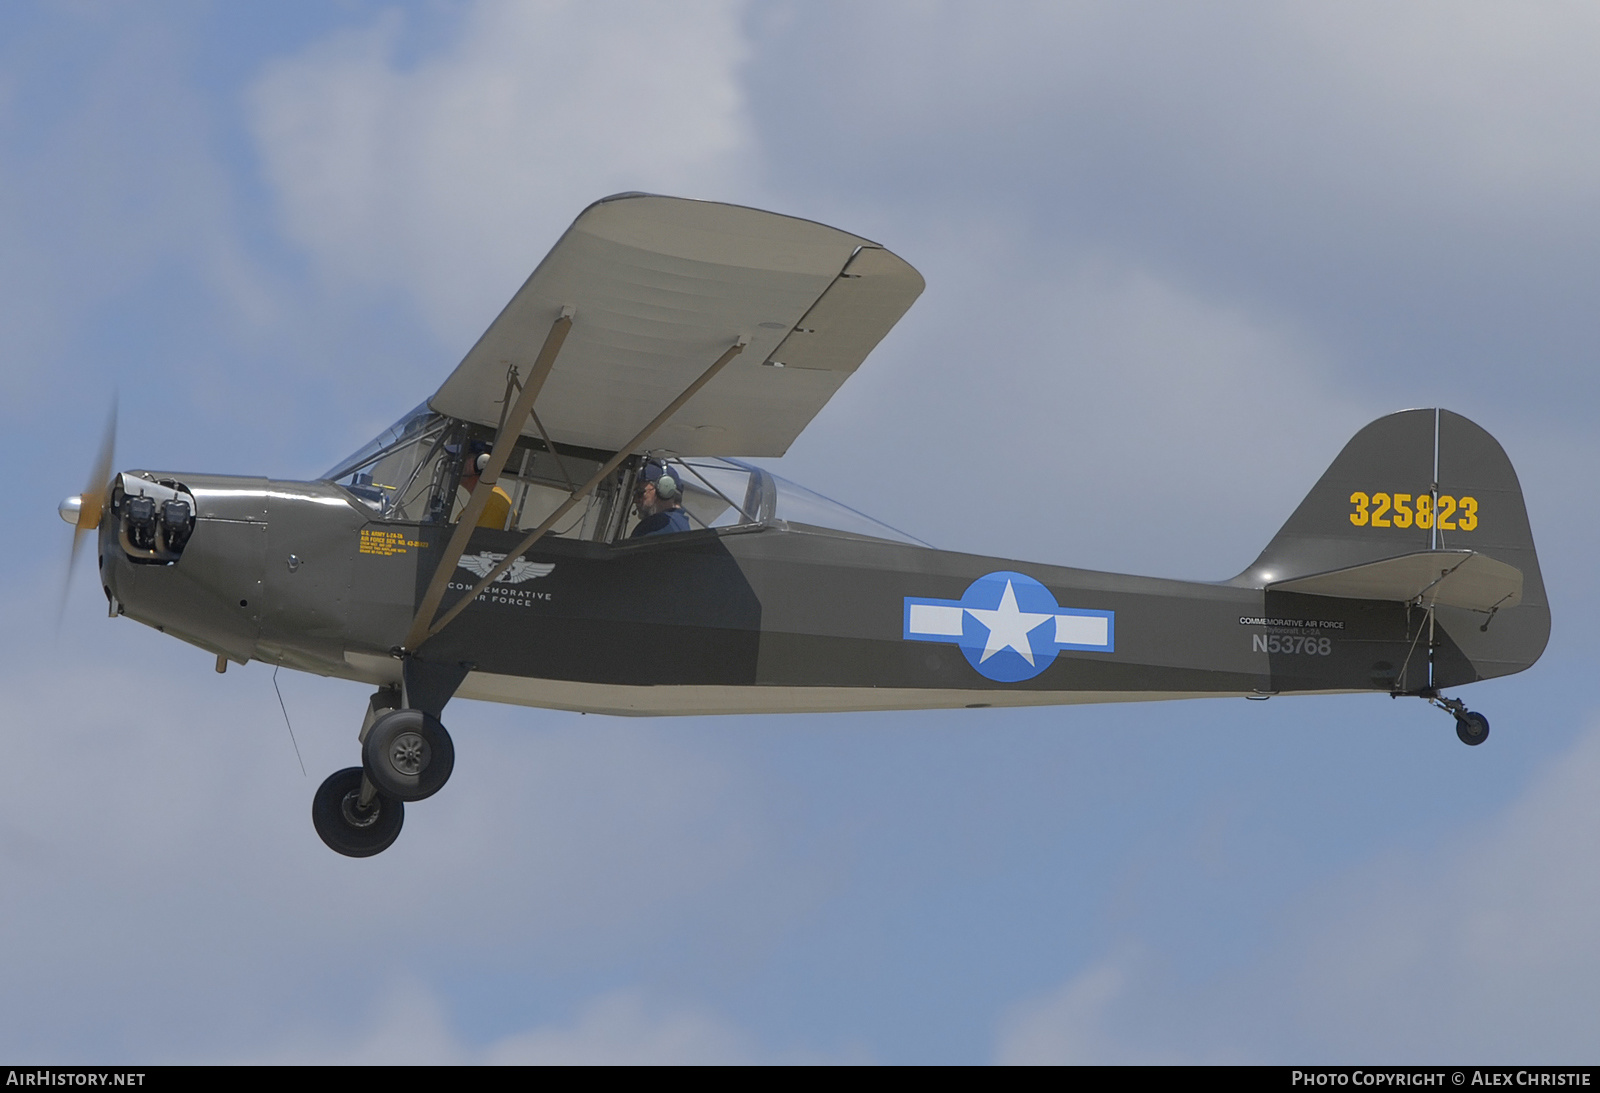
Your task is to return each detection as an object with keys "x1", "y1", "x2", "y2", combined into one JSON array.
[{"x1": 631, "y1": 459, "x2": 690, "y2": 538}]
